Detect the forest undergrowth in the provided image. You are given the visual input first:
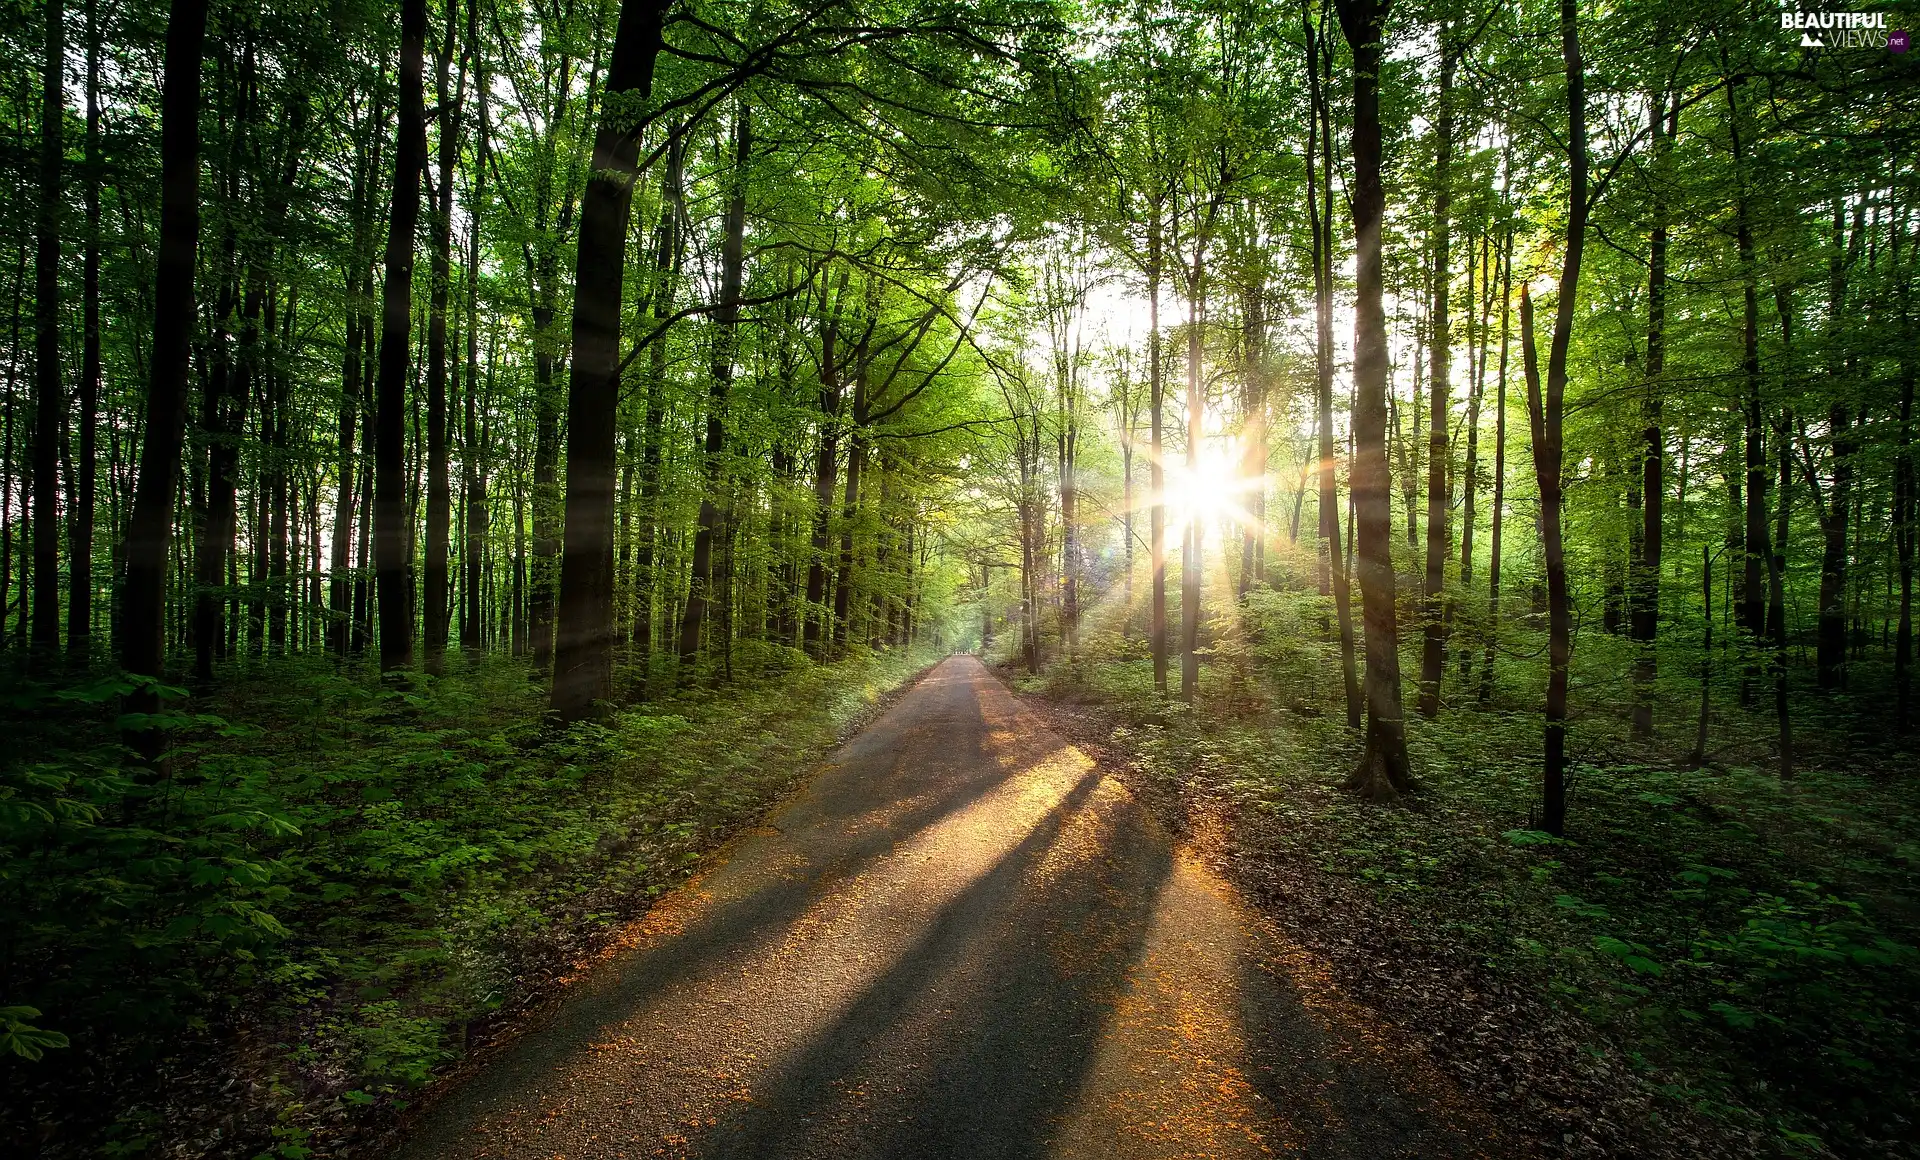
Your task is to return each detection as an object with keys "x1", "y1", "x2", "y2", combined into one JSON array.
[
  {"x1": 2, "y1": 645, "x2": 936, "y2": 1159},
  {"x1": 1008, "y1": 575, "x2": 1919, "y2": 1160}
]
